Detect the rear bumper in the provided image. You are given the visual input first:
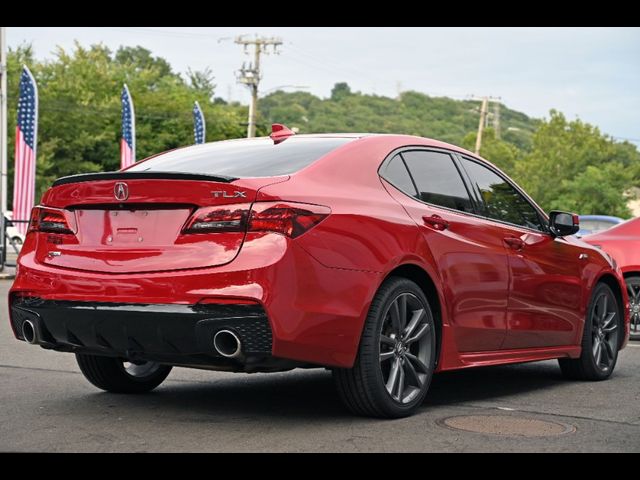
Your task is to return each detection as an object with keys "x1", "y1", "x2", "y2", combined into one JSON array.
[
  {"x1": 10, "y1": 233, "x2": 382, "y2": 368},
  {"x1": 10, "y1": 298, "x2": 277, "y2": 370}
]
